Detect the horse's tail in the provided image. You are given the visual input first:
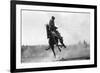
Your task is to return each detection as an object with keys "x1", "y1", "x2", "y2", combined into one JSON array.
[{"x1": 46, "y1": 24, "x2": 50, "y2": 39}]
